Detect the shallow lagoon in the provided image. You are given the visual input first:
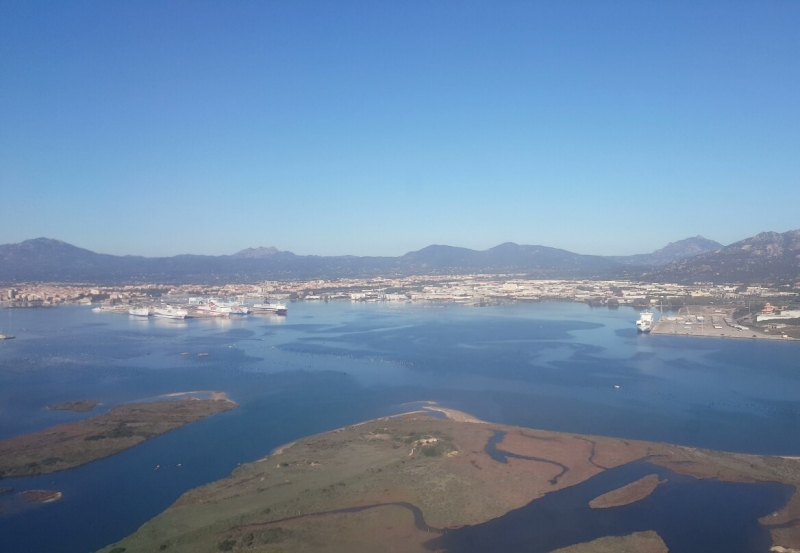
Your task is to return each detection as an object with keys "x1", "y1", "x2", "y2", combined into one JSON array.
[{"x1": 0, "y1": 302, "x2": 798, "y2": 553}]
